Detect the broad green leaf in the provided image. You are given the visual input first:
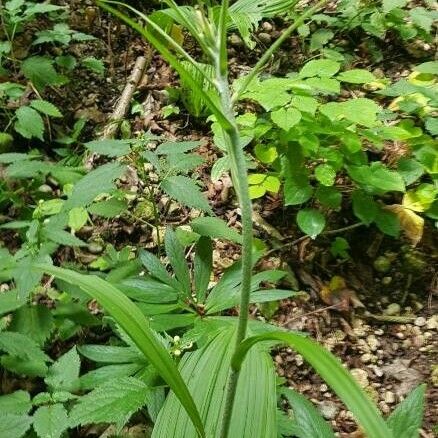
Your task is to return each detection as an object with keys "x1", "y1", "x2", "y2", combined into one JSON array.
[
  {"x1": 45, "y1": 346, "x2": 80, "y2": 393},
  {"x1": 299, "y1": 59, "x2": 340, "y2": 78},
  {"x1": 310, "y1": 29, "x2": 334, "y2": 52},
  {"x1": 0, "y1": 331, "x2": 51, "y2": 363},
  {"x1": 282, "y1": 388, "x2": 335, "y2": 438},
  {"x1": 33, "y1": 264, "x2": 205, "y2": 437},
  {"x1": 352, "y1": 191, "x2": 378, "y2": 225},
  {"x1": 139, "y1": 251, "x2": 180, "y2": 290},
  {"x1": 414, "y1": 61, "x2": 438, "y2": 75},
  {"x1": 0, "y1": 391, "x2": 32, "y2": 415},
  {"x1": 42, "y1": 227, "x2": 86, "y2": 247},
  {"x1": 249, "y1": 184, "x2": 265, "y2": 199},
  {"x1": 63, "y1": 162, "x2": 125, "y2": 210},
  {"x1": 14, "y1": 106, "x2": 44, "y2": 140},
  {"x1": 191, "y1": 217, "x2": 242, "y2": 243},
  {"x1": 161, "y1": 176, "x2": 212, "y2": 214},
  {"x1": 80, "y1": 363, "x2": 143, "y2": 390},
  {"x1": 315, "y1": 164, "x2": 336, "y2": 186},
  {"x1": 88, "y1": 198, "x2": 127, "y2": 218},
  {"x1": 30, "y1": 99, "x2": 62, "y2": 117},
  {"x1": 33, "y1": 404, "x2": 69, "y2": 438},
  {"x1": 316, "y1": 186, "x2": 342, "y2": 209},
  {"x1": 374, "y1": 209, "x2": 400, "y2": 237},
  {"x1": 232, "y1": 331, "x2": 393, "y2": 438},
  {"x1": 21, "y1": 56, "x2": 65, "y2": 90},
  {"x1": 342, "y1": 98, "x2": 380, "y2": 127},
  {"x1": 271, "y1": 107, "x2": 301, "y2": 131},
  {"x1": 387, "y1": 384, "x2": 426, "y2": 438},
  {"x1": 425, "y1": 117, "x2": 438, "y2": 136},
  {"x1": 68, "y1": 207, "x2": 88, "y2": 231},
  {"x1": 0, "y1": 414, "x2": 32, "y2": 438},
  {"x1": 397, "y1": 158, "x2": 424, "y2": 185},
  {"x1": 306, "y1": 77, "x2": 340, "y2": 94},
  {"x1": 84, "y1": 139, "x2": 131, "y2": 157},
  {"x1": 69, "y1": 377, "x2": 150, "y2": 429},
  {"x1": 297, "y1": 209, "x2": 326, "y2": 238},
  {"x1": 116, "y1": 277, "x2": 179, "y2": 303},
  {"x1": 9, "y1": 305, "x2": 53, "y2": 345},
  {"x1": 410, "y1": 7, "x2": 435, "y2": 33},
  {"x1": 78, "y1": 344, "x2": 142, "y2": 364},
  {"x1": 156, "y1": 141, "x2": 201, "y2": 155},
  {"x1": 0, "y1": 290, "x2": 26, "y2": 316},
  {"x1": 194, "y1": 237, "x2": 212, "y2": 302},
  {"x1": 337, "y1": 69, "x2": 376, "y2": 84},
  {"x1": 152, "y1": 323, "x2": 277, "y2": 438},
  {"x1": 383, "y1": 0, "x2": 408, "y2": 13},
  {"x1": 165, "y1": 228, "x2": 191, "y2": 296},
  {"x1": 0, "y1": 152, "x2": 31, "y2": 163}
]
